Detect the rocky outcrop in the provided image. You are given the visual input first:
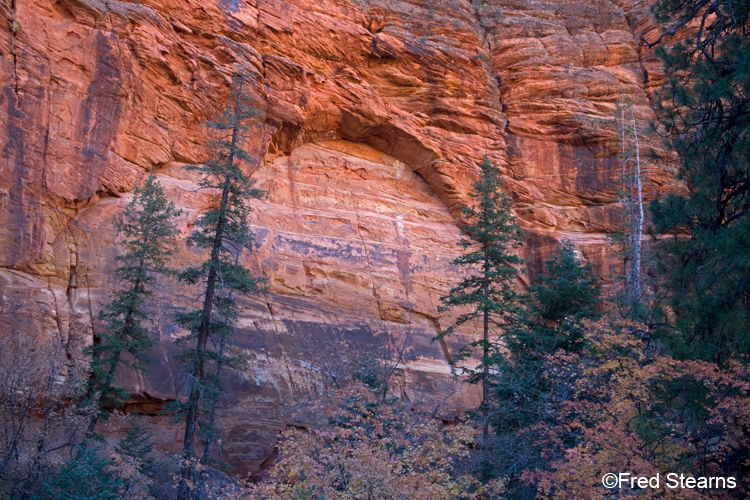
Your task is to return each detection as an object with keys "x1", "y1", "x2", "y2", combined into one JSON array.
[{"x1": 0, "y1": 0, "x2": 673, "y2": 475}]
